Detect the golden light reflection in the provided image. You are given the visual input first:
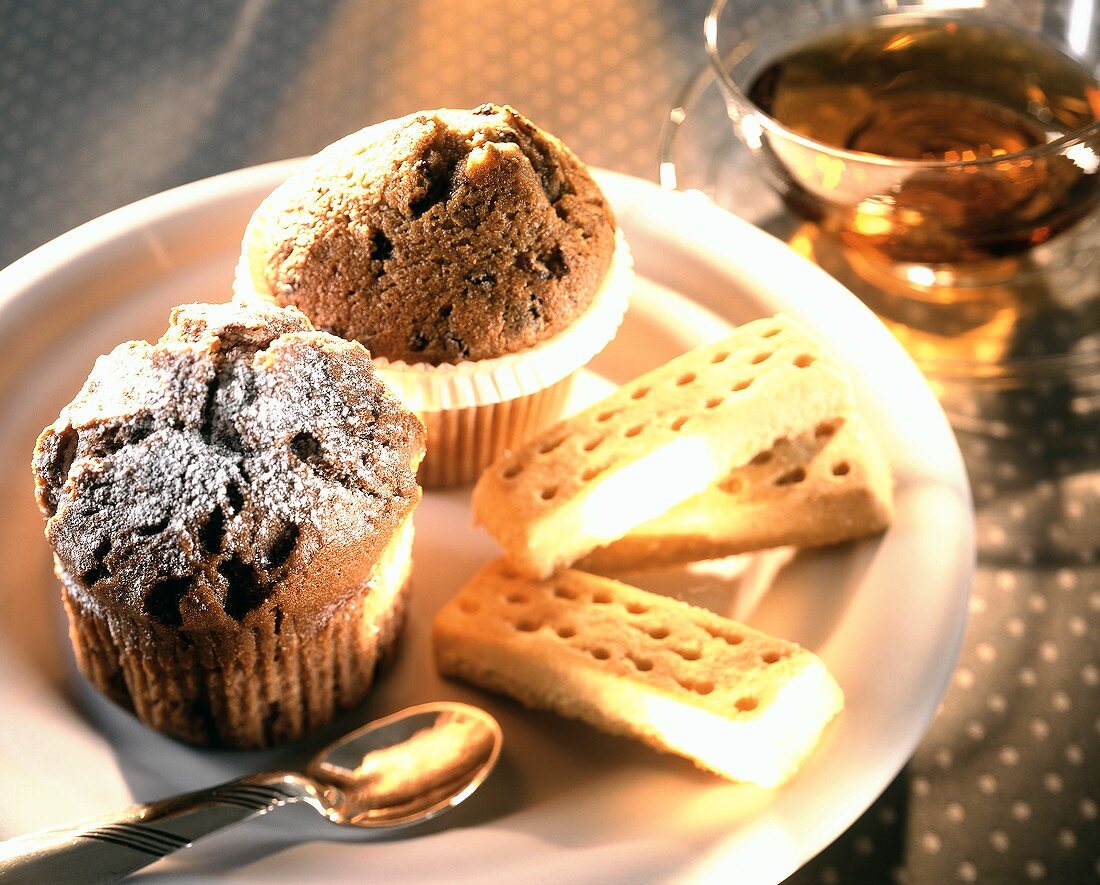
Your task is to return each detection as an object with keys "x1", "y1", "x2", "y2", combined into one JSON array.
[
  {"x1": 906, "y1": 265, "x2": 937, "y2": 288},
  {"x1": 815, "y1": 153, "x2": 846, "y2": 191},
  {"x1": 788, "y1": 228, "x2": 816, "y2": 261},
  {"x1": 1087, "y1": 85, "x2": 1100, "y2": 120},
  {"x1": 851, "y1": 197, "x2": 894, "y2": 237},
  {"x1": 574, "y1": 436, "x2": 721, "y2": 546},
  {"x1": 341, "y1": 714, "x2": 494, "y2": 810},
  {"x1": 882, "y1": 34, "x2": 915, "y2": 52},
  {"x1": 636, "y1": 658, "x2": 843, "y2": 788}
]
